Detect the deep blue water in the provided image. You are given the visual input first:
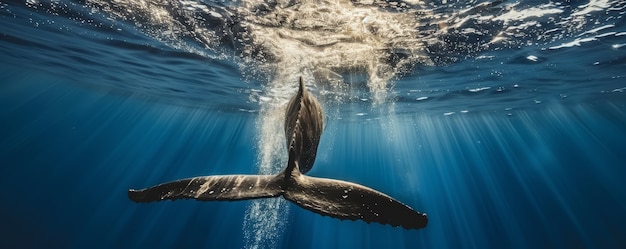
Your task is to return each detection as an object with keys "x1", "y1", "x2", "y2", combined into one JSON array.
[{"x1": 1, "y1": 0, "x2": 626, "y2": 248}]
